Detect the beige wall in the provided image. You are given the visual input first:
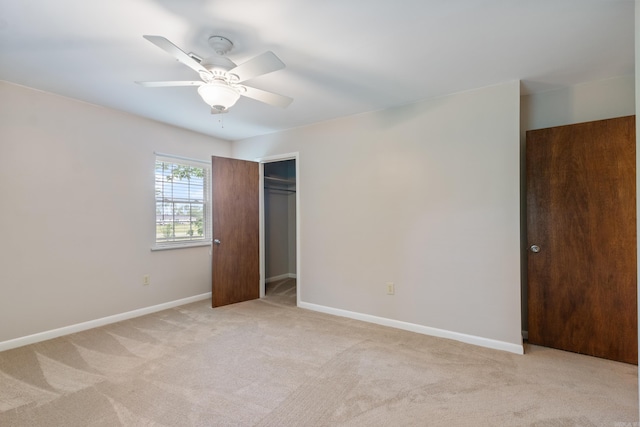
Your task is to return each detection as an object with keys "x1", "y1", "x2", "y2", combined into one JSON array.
[
  {"x1": 3, "y1": 71, "x2": 633, "y2": 355},
  {"x1": 234, "y1": 81, "x2": 522, "y2": 350},
  {"x1": 0, "y1": 81, "x2": 231, "y2": 343},
  {"x1": 522, "y1": 75, "x2": 635, "y2": 132},
  {"x1": 265, "y1": 191, "x2": 293, "y2": 279}
]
